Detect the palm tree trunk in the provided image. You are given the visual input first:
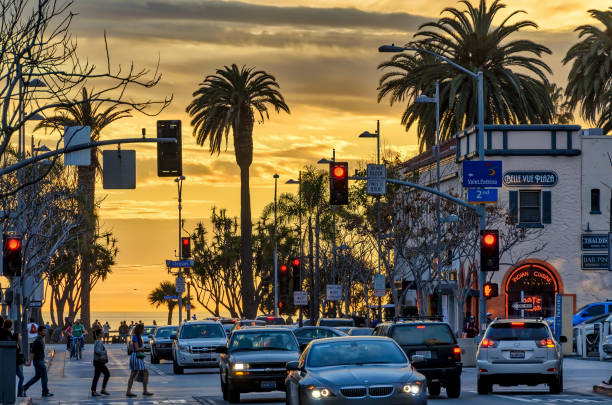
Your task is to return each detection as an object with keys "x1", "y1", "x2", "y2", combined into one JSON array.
[
  {"x1": 308, "y1": 216, "x2": 314, "y2": 323},
  {"x1": 234, "y1": 108, "x2": 256, "y2": 318},
  {"x1": 167, "y1": 306, "x2": 173, "y2": 325},
  {"x1": 78, "y1": 149, "x2": 97, "y2": 329},
  {"x1": 314, "y1": 205, "x2": 321, "y2": 322}
]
